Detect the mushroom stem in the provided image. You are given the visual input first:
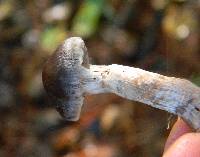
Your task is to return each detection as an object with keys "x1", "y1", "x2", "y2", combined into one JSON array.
[
  {"x1": 81, "y1": 64, "x2": 200, "y2": 131},
  {"x1": 42, "y1": 37, "x2": 200, "y2": 131}
]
